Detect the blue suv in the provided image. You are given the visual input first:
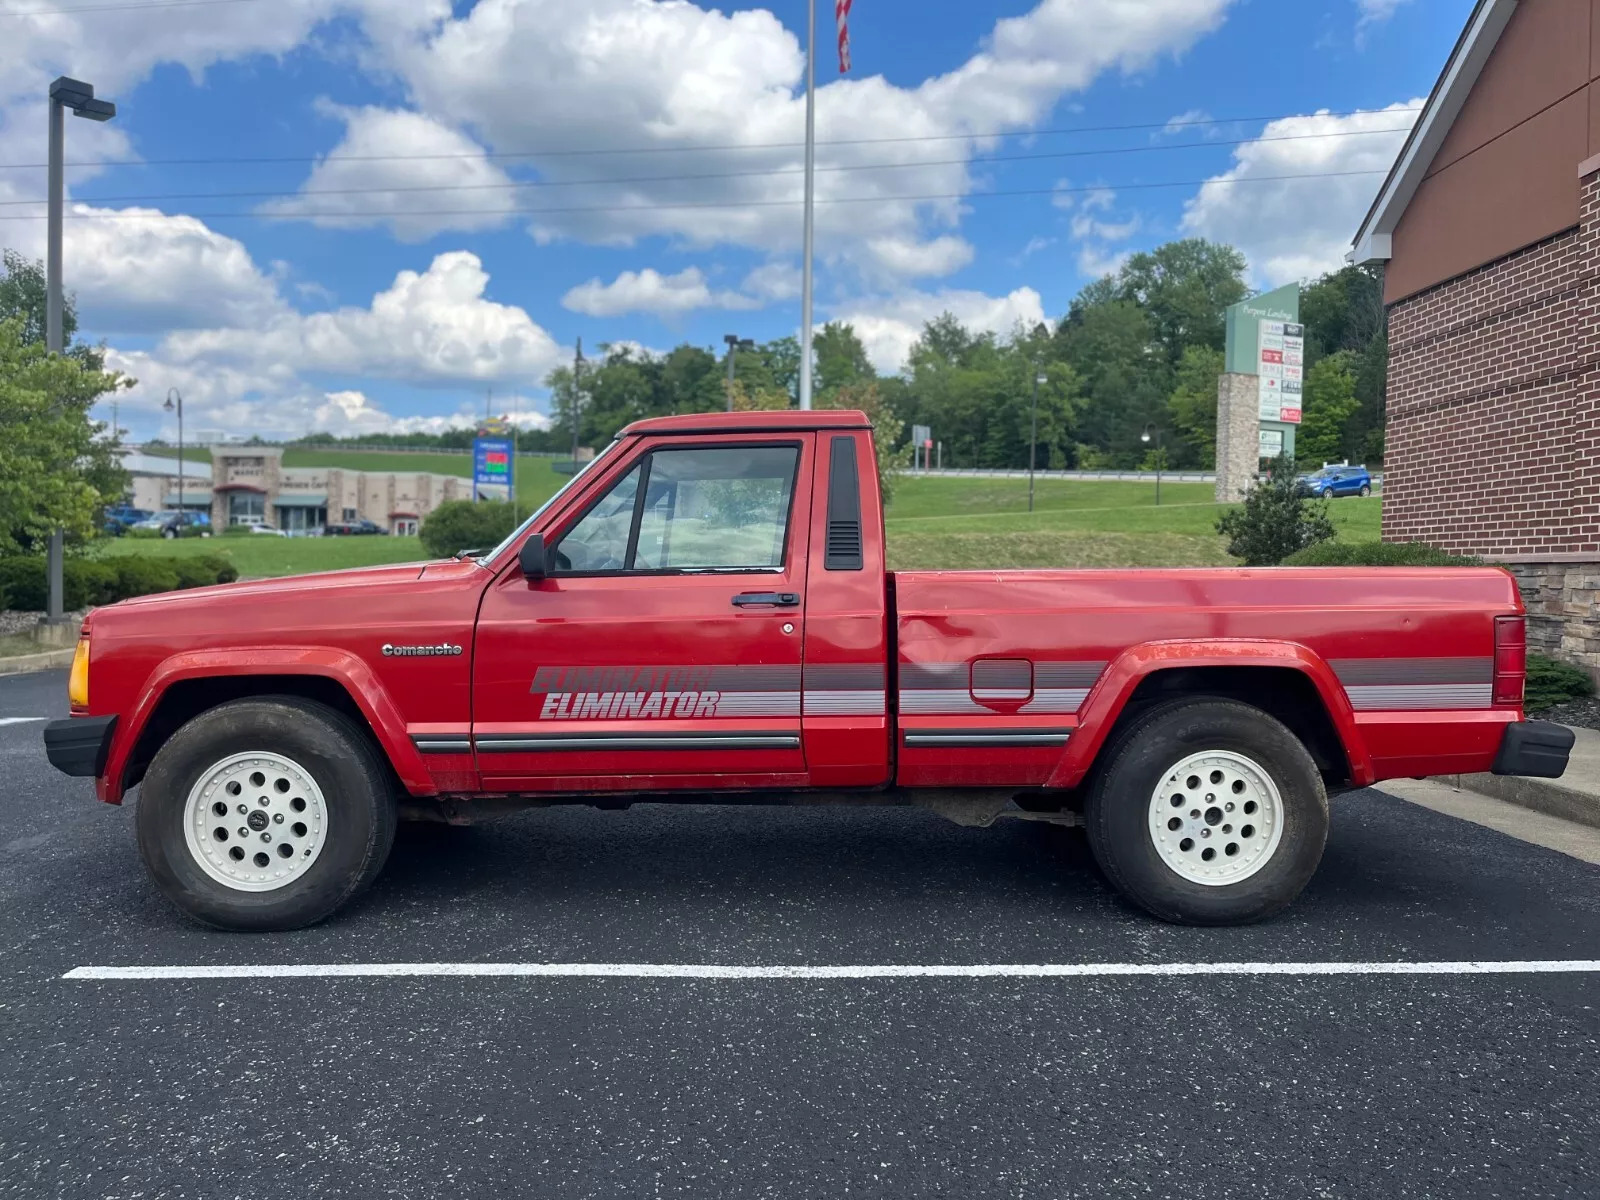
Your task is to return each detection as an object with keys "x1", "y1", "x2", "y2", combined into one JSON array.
[{"x1": 1297, "y1": 465, "x2": 1373, "y2": 499}]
